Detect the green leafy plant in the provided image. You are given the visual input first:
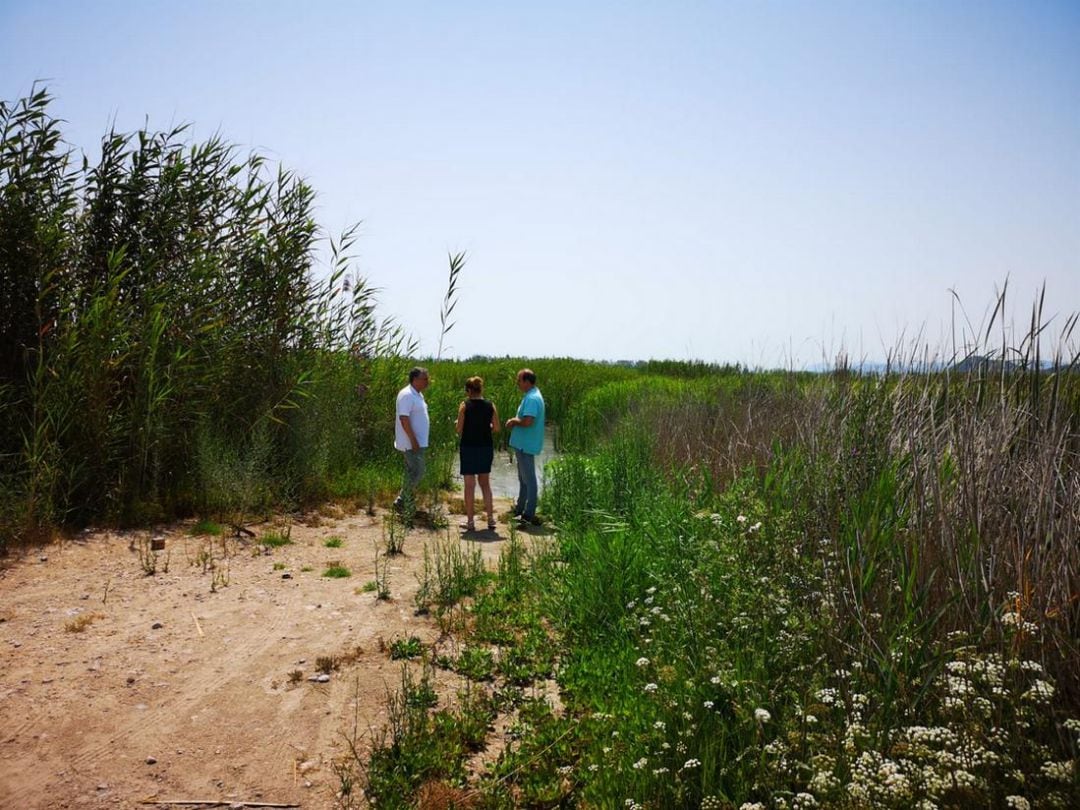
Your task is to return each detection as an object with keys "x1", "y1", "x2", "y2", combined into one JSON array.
[{"x1": 389, "y1": 635, "x2": 424, "y2": 660}]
